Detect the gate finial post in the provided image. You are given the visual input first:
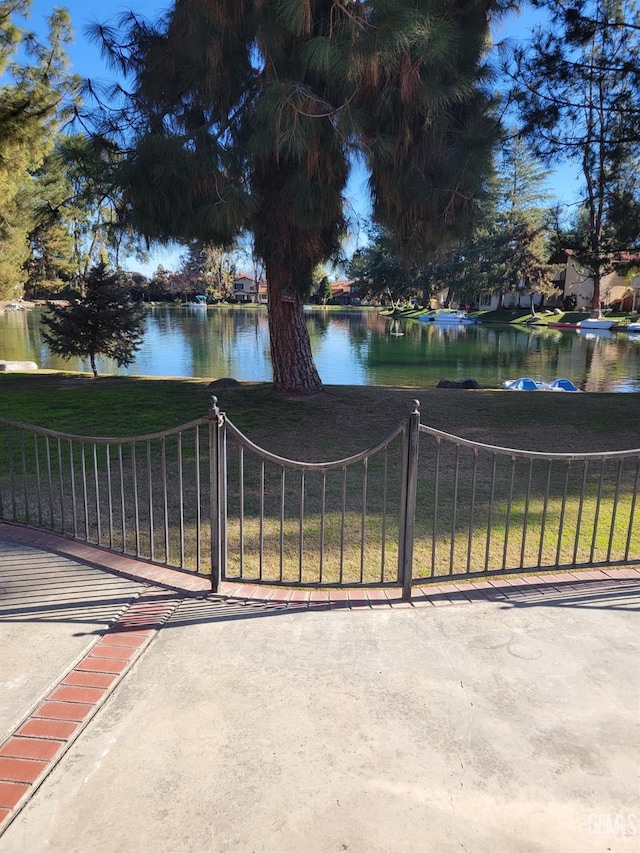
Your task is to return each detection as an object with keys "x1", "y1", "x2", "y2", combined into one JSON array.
[
  {"x1": 207, "y1": 396, "x2": 226, "y2": 593},
  {"x1": 399, "y1": 399, "x2": 420, "y2": 600}
]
